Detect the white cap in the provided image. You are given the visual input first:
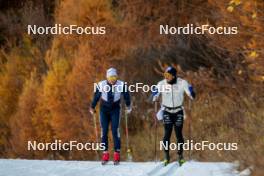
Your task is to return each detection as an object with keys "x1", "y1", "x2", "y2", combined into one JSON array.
[{"x1": 106, "y1": 68, "x2": 117, "y2": 78}]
